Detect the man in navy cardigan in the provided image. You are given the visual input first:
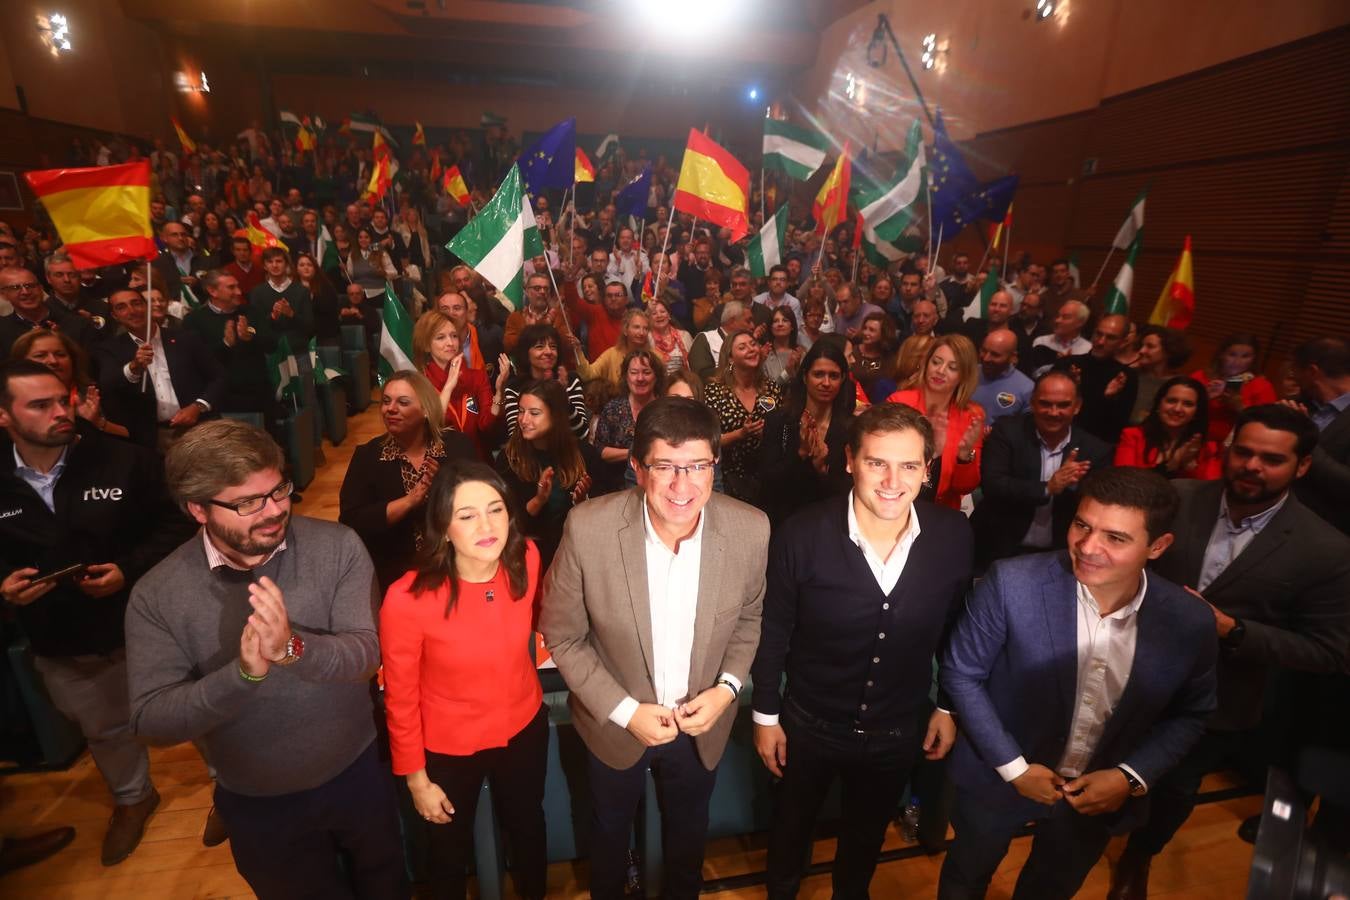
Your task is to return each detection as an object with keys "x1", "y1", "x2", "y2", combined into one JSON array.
[
  {"x1": 751, "y1": 403, "x2": 974, "y2": 898},
  {"x1": 937, "y1": 467, "x2": 1217, "y2": 899}
]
